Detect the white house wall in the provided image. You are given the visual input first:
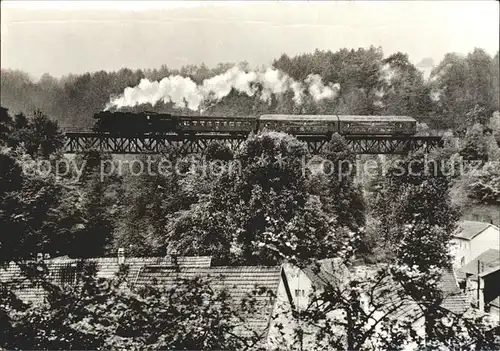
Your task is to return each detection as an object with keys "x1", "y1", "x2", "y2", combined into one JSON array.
[
  {"x1": 267, "y1": 264, "x2": 316, "y2": 349},
  {"x1": 470, "y1": 227, "x2": 500, "y2": 262},
  {"x1": 452, "y1": 226, "x2": 499, "y2": 267},
  {"x1": 451, "y1": 238, "x2": 471, "y2": 268}
]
